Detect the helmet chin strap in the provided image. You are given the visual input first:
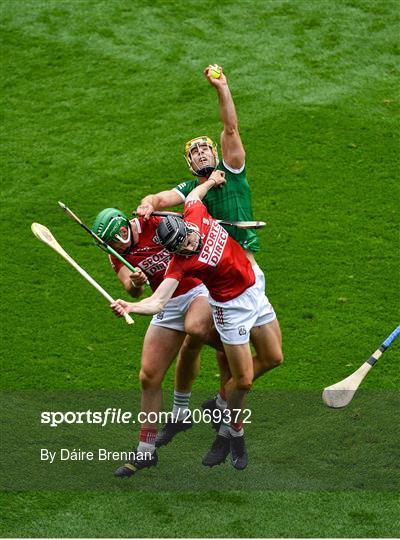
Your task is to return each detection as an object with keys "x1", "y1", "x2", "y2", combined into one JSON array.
[
  {"x1": 194, "y1": 166, "x2": 215, "y2": 178},
  {"x1": 114, "y1": 224, "x2": 134, "y2": 254}
]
